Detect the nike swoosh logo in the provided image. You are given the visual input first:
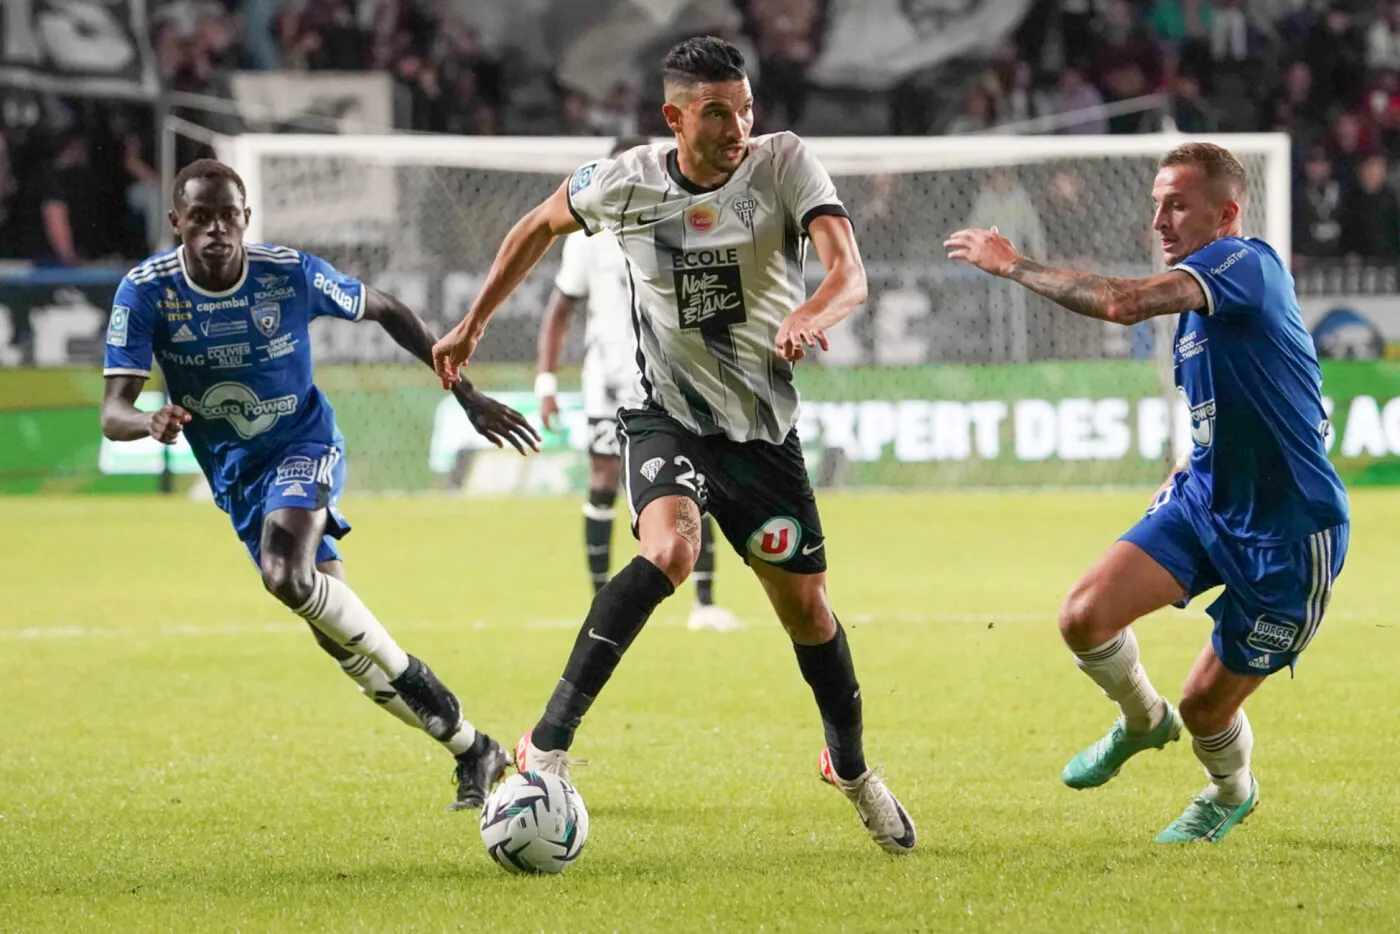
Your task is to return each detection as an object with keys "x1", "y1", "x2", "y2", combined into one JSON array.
[
  {"x1": 587, "y1": 628, "x2": 620, "y2": 647},
  {"x1": 801, "y1": 541, "x2": 825, "y2": 555}
]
